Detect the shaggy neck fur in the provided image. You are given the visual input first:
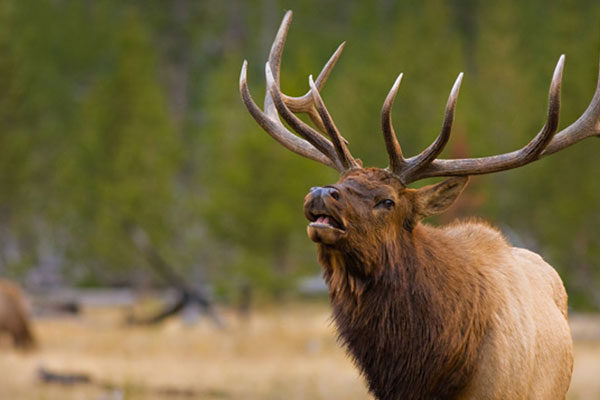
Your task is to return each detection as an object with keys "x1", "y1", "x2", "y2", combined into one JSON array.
[{"x1": 318, "y1": 223, "x2": 493, "y2": 400}]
